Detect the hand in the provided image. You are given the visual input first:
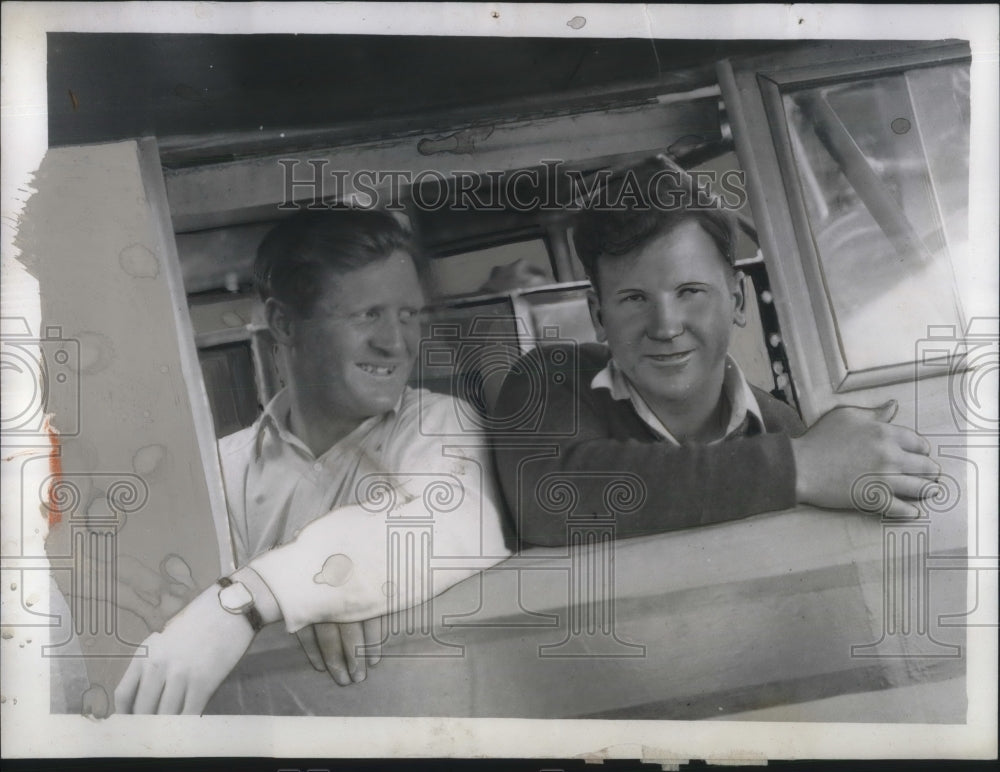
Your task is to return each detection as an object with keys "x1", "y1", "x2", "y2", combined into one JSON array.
[
  {"x1": 295, "y1": 618, "x2": 383, "y2": 685},
  {"x1": 791, "y1": 400, "x2": 941, "y2": 518},
  {"x1": 114, "y1": 584, "x2": 256, "y2": 714}
]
